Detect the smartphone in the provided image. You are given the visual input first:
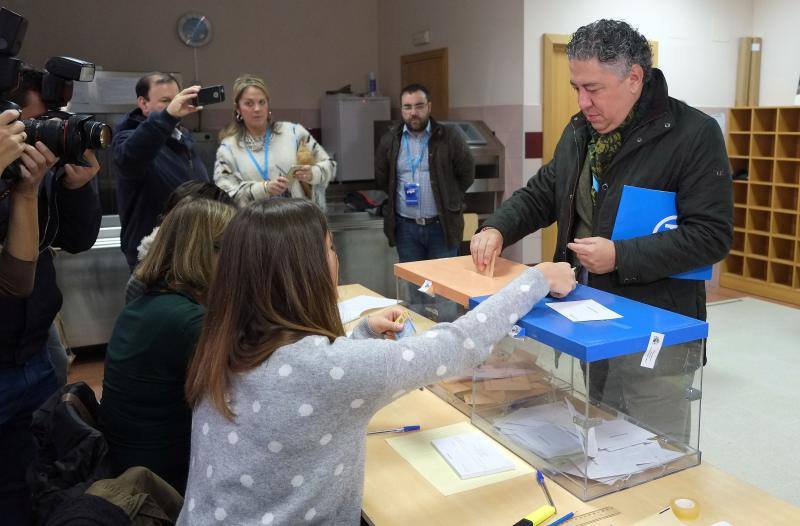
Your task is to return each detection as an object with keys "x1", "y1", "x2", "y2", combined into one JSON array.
[{"x1": 193, "y1": 85, "x2": 226, "y2": 106}]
